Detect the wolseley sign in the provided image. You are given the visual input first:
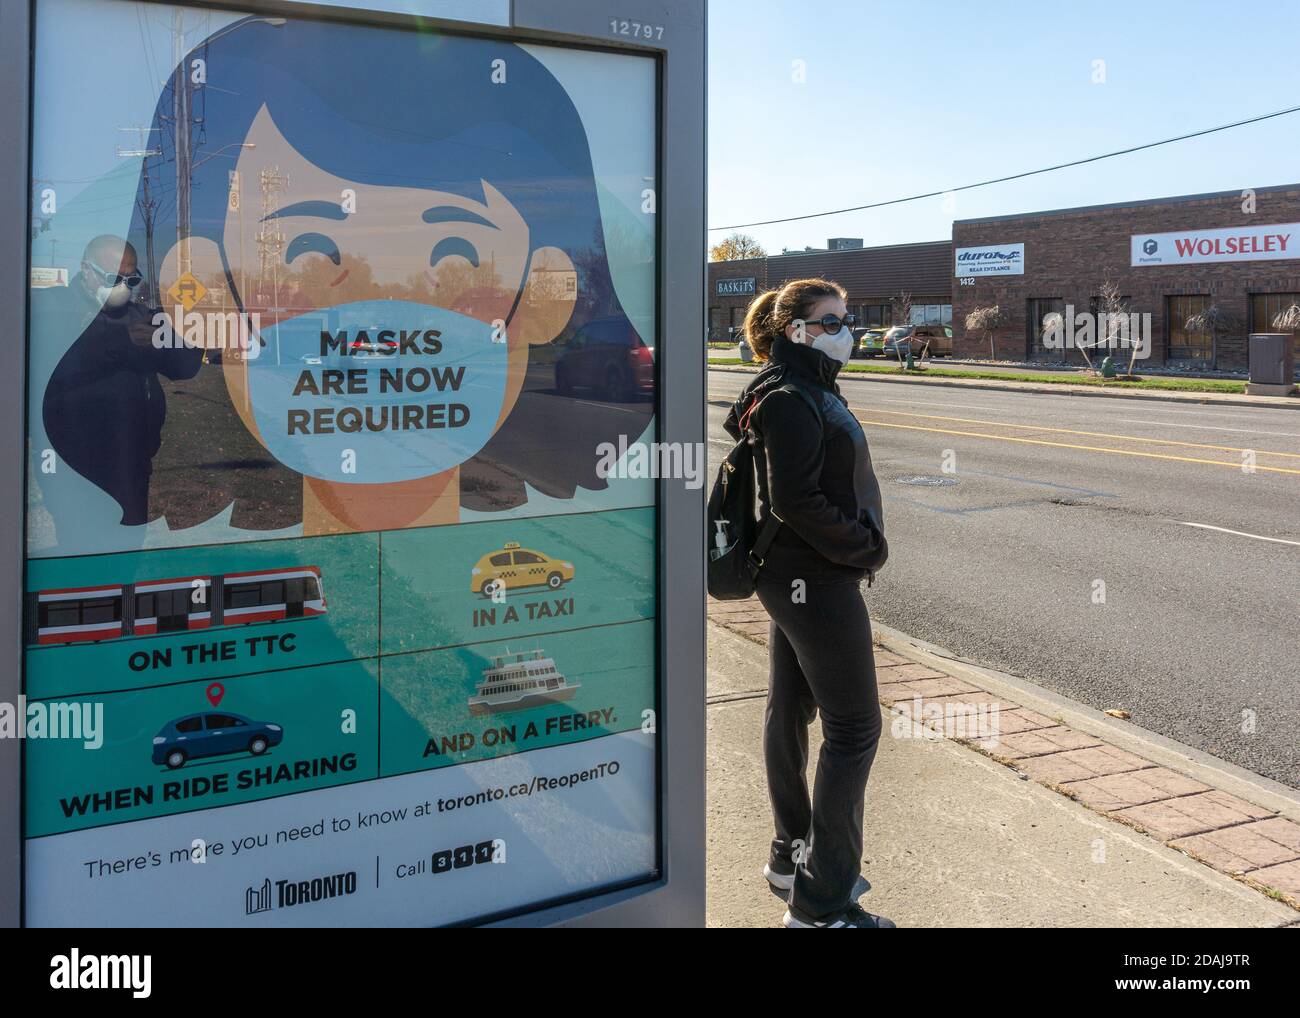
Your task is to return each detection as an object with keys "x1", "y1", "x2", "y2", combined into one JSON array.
[
  {"x1": 1131, "y1": 222, "x2": 1299, "y2": 266},
  {"x1": 955, "y1": 243, "x2": 1024, "y2": 277}
]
